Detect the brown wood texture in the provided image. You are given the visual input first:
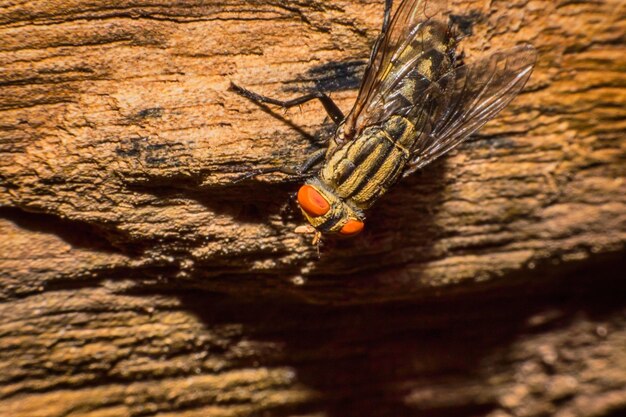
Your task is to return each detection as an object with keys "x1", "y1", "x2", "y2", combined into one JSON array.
[{"x1": 1, "y1": 0, "x2": 625, "y2": 416}]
